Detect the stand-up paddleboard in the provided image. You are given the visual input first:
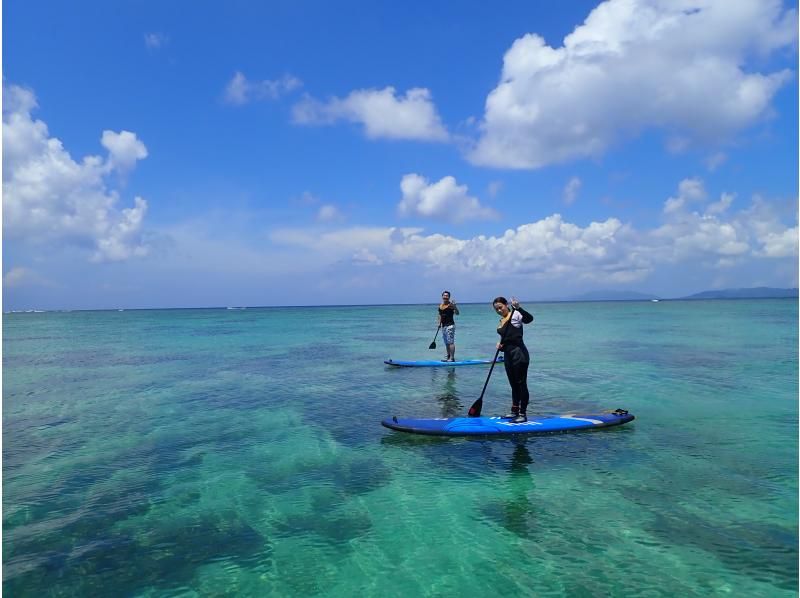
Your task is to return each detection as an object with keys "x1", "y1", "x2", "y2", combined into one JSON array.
[
  {"x1": 382, "y1": 409, "x2": 634, "y2": 436},
  {"x1": 385, "y1": 356, "x2": 504, "y2": 367}
]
